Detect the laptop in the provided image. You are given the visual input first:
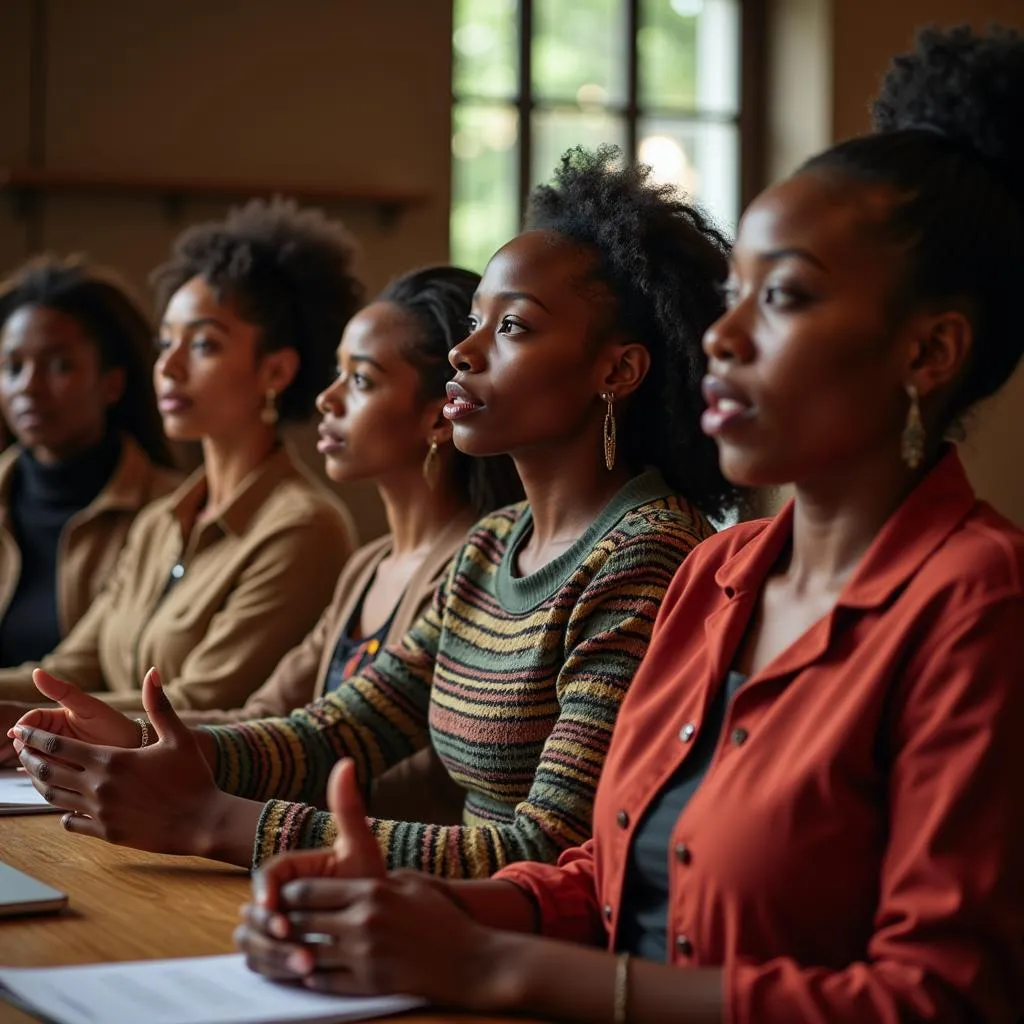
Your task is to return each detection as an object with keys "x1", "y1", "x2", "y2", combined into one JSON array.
[{"x1": 0, "y1": 862, "x2": 67, "y2": 918}]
